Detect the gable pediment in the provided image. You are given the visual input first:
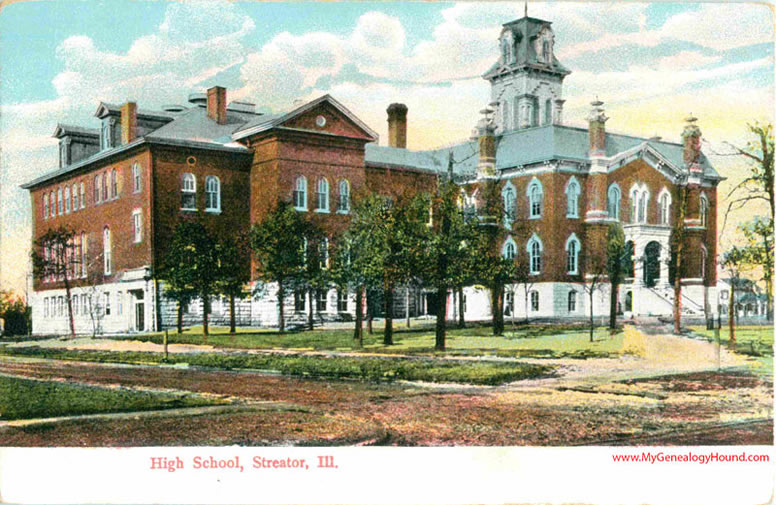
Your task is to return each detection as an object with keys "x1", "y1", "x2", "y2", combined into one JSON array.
[
  {"x1": 279, "y1": 99, "x2": 376, "y2": 141},
  {"x1": 607, "y1": 142, "x2": 683, "y2": 183}
]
